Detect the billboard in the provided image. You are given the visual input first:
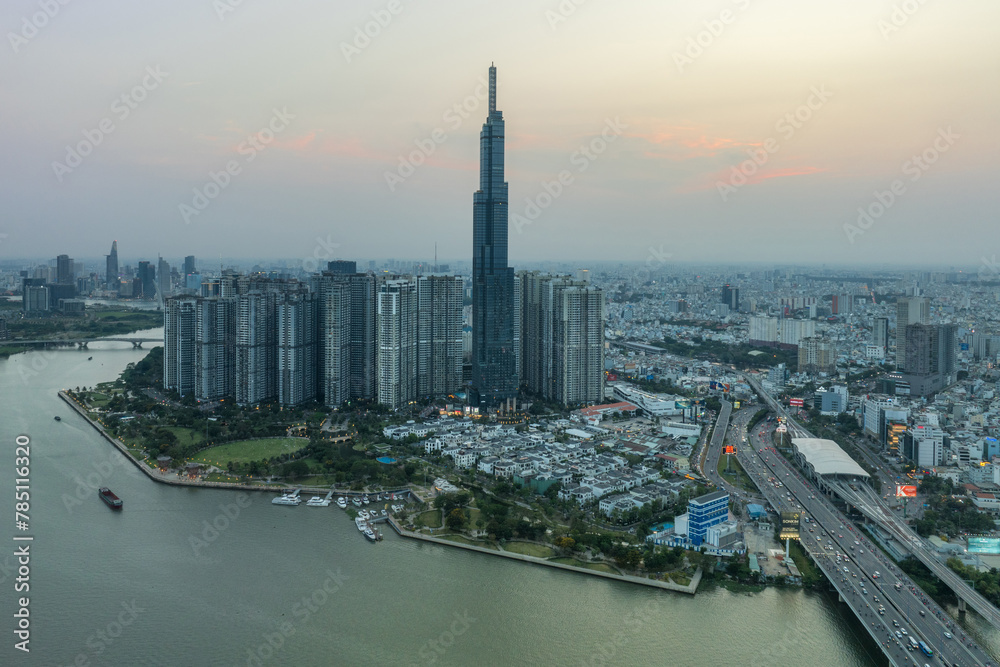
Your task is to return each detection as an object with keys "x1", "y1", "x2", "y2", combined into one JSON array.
[
  {"x1": 789, "y1": 398, "x2": 804, "y2": 407},
  {"x1": 968, "y1": 537, "x2": 1000, "y2": 555},
  {"x1": 895, "y1": 485, "x2": 917, "y2": 498},
  {"x1": 779, "y1": 511, "x2": 801, "y2": 540},
  {"x1": 734, "y1": 401, "x2": 741, "y2": 410},
  {"x1": 724, "y1": 445, "x2": 735, "y2": 455}
]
